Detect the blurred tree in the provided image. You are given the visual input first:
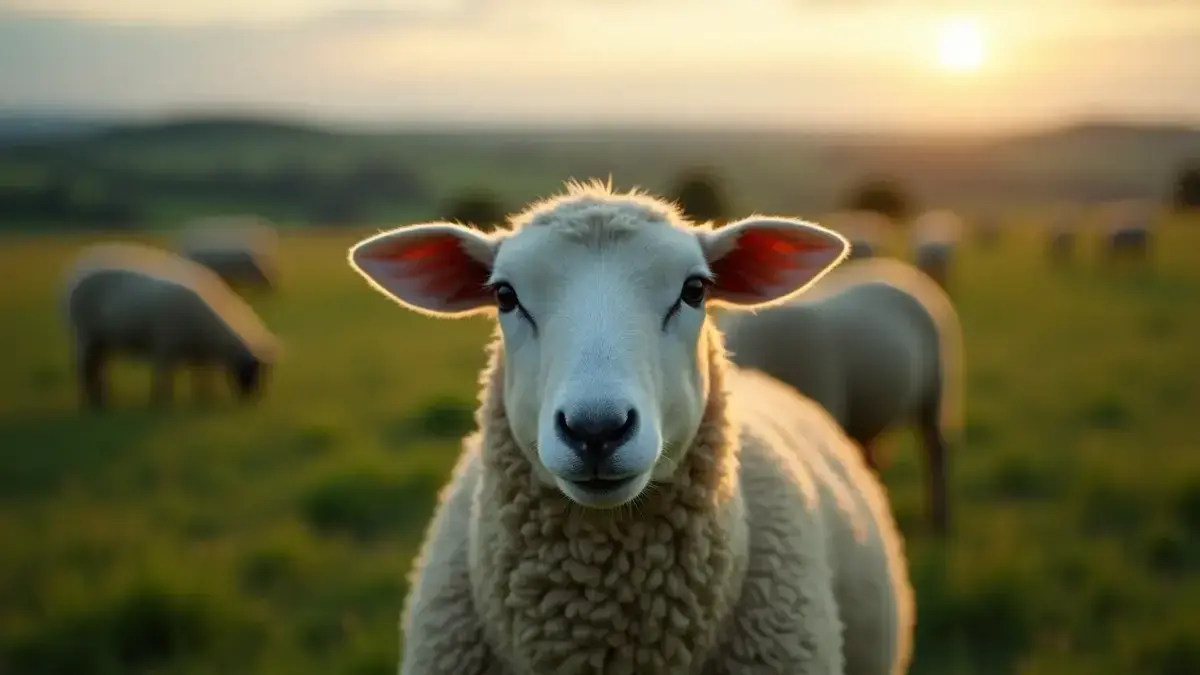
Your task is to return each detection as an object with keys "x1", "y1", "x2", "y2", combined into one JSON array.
[
  {"x1": 1172, "y1": 162, "x2": 1200, "y2": 211},
  {"x1": 842, "y1": 176, "x2": 915, "y2": 223},
  {"x1": 669, "y1": 168, "x2": 729, "y2": 225},
  {"x1": 442, "y1": 188, "x2": 507, "y2": 231}
]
